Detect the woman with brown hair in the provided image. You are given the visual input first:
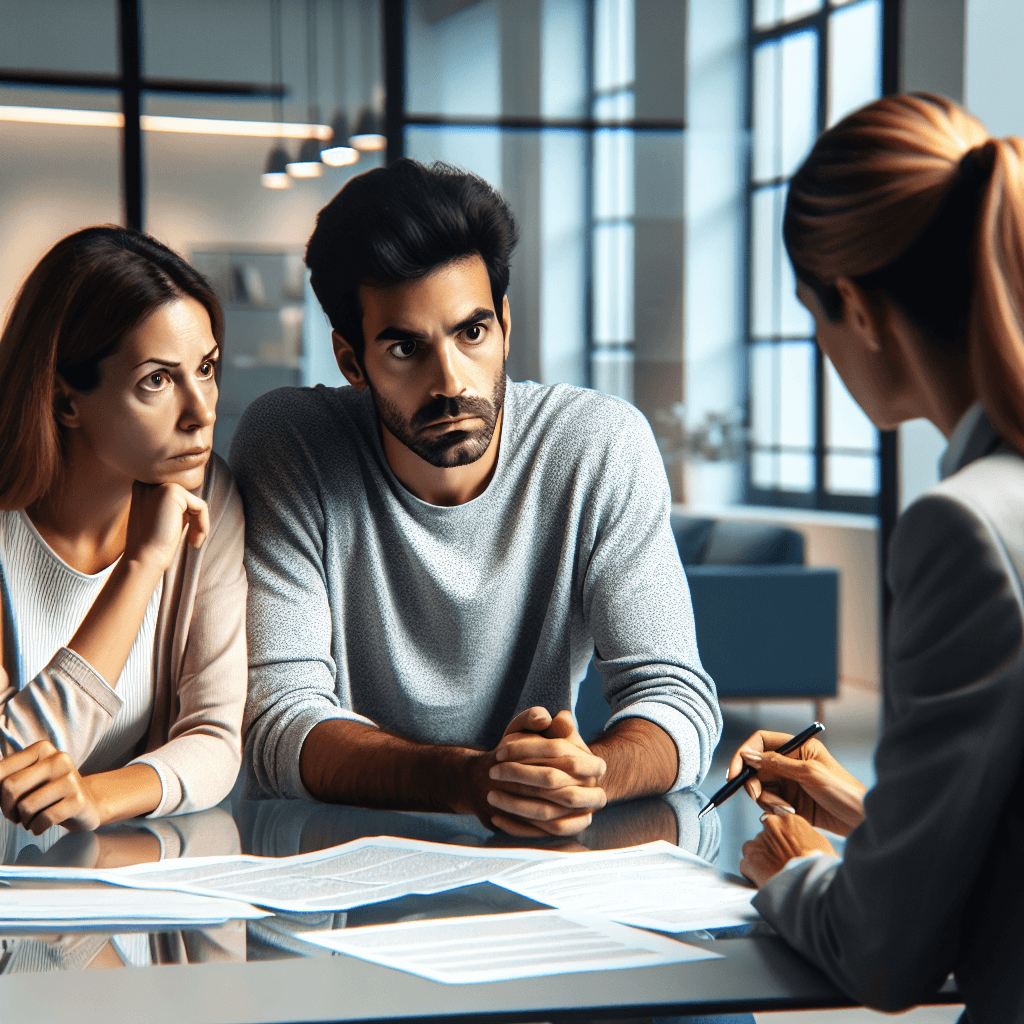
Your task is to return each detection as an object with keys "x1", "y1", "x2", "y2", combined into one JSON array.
[
  {"x1": 0, "y1": 226, "x2": 246, "y2": 832},
  {"x1": 727, "y1": 94, "x2": 1024, "y2": 1021}
]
